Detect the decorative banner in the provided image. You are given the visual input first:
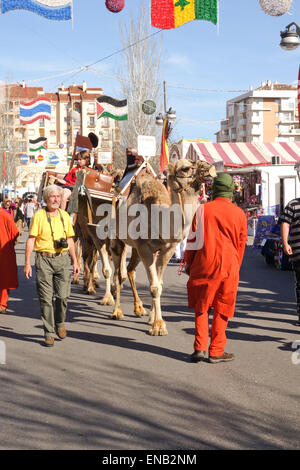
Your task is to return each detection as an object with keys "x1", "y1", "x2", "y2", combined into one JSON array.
[
  {"x1": 20, "y1": 97, "x2": 51, "y2": 124},
  {"x1": 259, "y1": 0, "x2": 292, "y2": 16},
  {"x1": 105, "y1": 0, "x2": 125, "y2": 13},
  {"x1": 160, "y1": 118, "x2": 169, "y2": 173},
  {"x1": 1, "y1": 0, "x2": 73, "y2": 21},
  {"x1": 37, "y1": 154, "x2": 44, "y2": 162},
  {"x1": 142, "y1": 100, "x2": 156, "y2": 115},
  {"x1": 20, "y1": 153, "x2": 29, "y2": 164},
  {"x1": 97, "y1": 95, "x2": 128, "y2": 121},
  {"x1": 51, "y1": 155, "x2": 59, "y2": 165},
  {"x1": 29, "y1": 137, "x2": 47, "y2": 152},
  {"x1": 59, "y1": 143, "x2": 64, "y2": 149},
  {"x1": 151, "y1": 0, "x2": 218, "y2": 29}
]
